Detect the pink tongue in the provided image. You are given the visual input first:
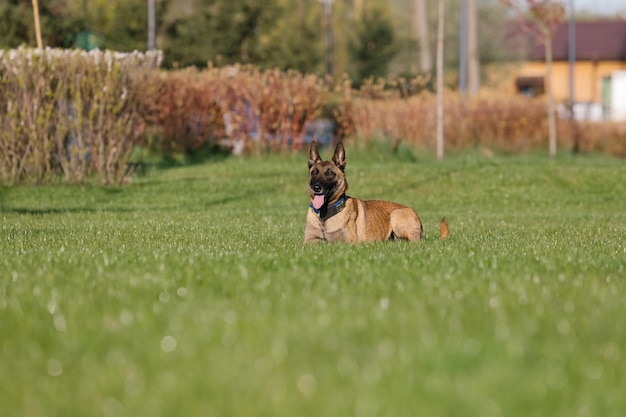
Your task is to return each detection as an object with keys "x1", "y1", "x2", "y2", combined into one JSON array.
[{"x1": 312, "y1": 195, "x2": 325, "y2": 210}]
